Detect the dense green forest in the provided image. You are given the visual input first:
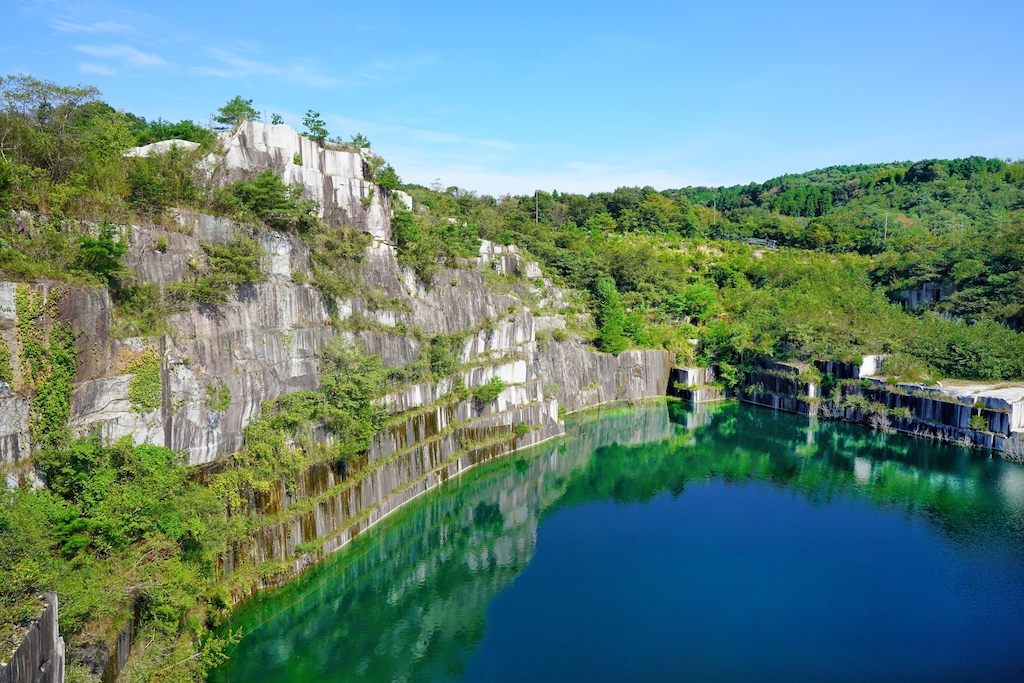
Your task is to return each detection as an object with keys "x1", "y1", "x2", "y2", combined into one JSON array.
[
  {"x1": 396, "y1": 154, "x2": 1024, "y2": 382},
  {"x1": 2, "y1": 73, "x2": 1024, "y2": 682}
]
